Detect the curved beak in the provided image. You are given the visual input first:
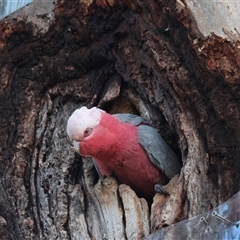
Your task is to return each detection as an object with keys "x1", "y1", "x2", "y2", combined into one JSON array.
[{"x1": 73, "y1": 140, "x2": 81, "y2": 155}]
